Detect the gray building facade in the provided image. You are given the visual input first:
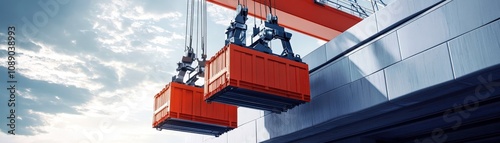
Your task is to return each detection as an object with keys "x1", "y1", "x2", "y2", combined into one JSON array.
[{"x1": 203, "y1": 0, "x2": 500, "y2": 142}]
